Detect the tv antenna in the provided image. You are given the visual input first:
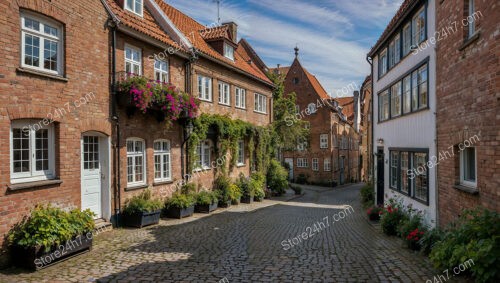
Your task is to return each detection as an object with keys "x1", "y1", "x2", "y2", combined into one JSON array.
[{"x1": 213, "y1": 0, "x2": 221, "y2": 25}]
